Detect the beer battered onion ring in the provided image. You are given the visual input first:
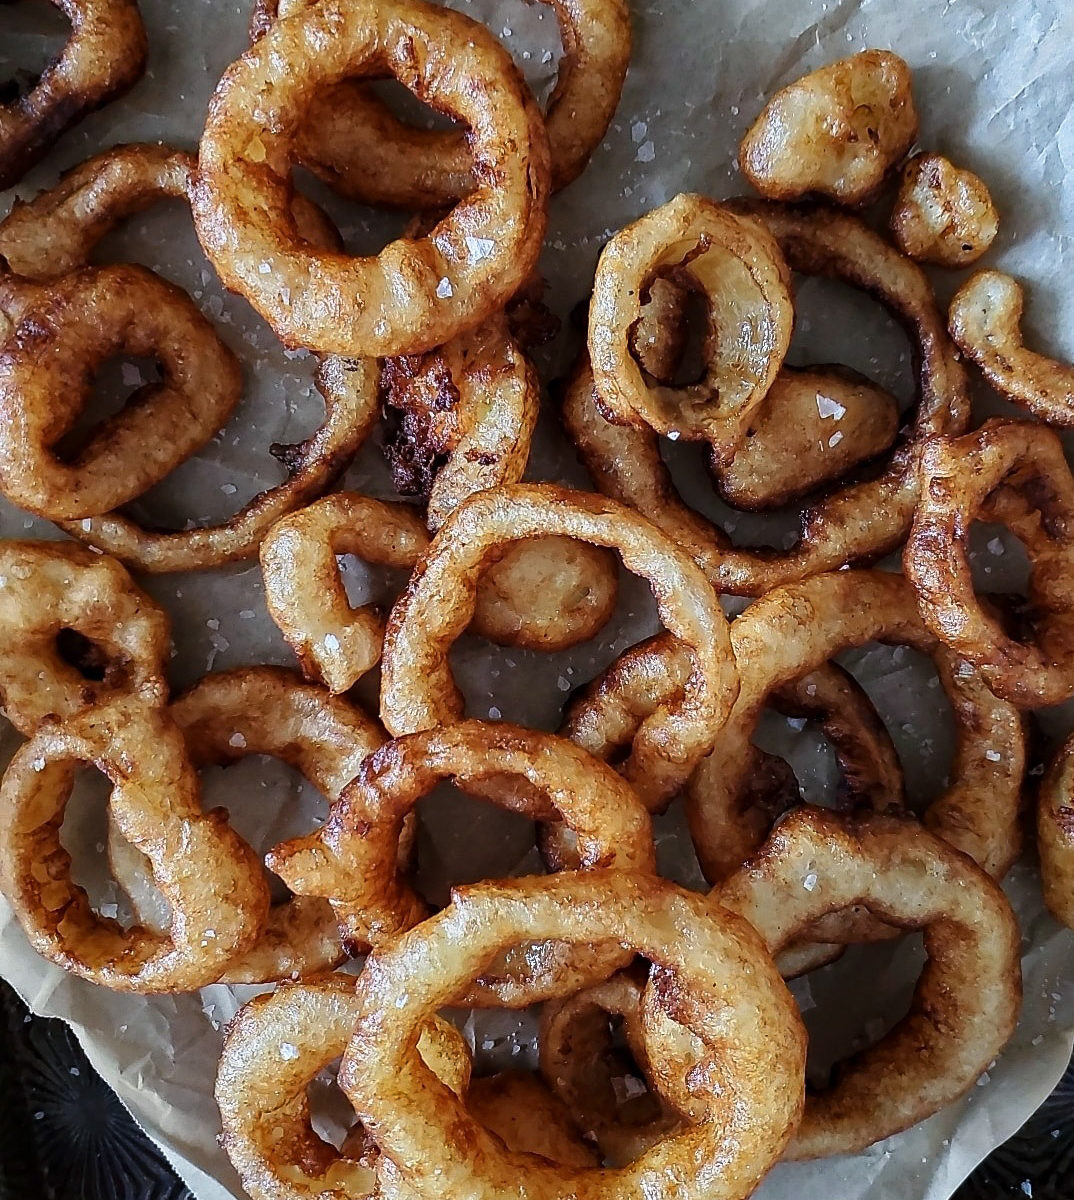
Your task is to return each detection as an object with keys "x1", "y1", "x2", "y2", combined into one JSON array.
[
  {"x1": 108, "y1": 668, "x2": 388, "y2": 984},
  {"x1": 270, "y1": 720, "x2": 654, "y2": 1005},
  {"x1": 906, "y1": 419, "x2": 1074, "y2": 707},
  {"x1": 0, "y1": 696, "x2": 269, "y2": 992},
  {"x1": 379, "y1": 484, "x2": 739, "y2": 808},
  {"x1": 687, "y1": 569, "x2": 1024, "y2": 884},
  {"x1": 647, "y1": 809, "x2": 1022, "y2": 1158},
  {"x1": 193, "y1": 0, "x2": 551, "y2": 357},
  {"x1": 0, "y1": 539, "x2": 169, "y2": 736},
  {"x1": 565, "y1": 202, "x2": 970, "y2": 595},
  {"x1": 250, "y1": 0, "x2": 630, "y2": 201},
  {"x1": 1039, "y1": 732, "x2": 1074, "y2": 931},
  {"x1": 217, "y1": 976, "x2": 470, "y2": 1200},
  {"x1": 0, "y1": 265, "x2": 242, "y2": 521},
  {"x1": 338, "y1": 872, "x2": 805, "y2": 1200},
  {"x1": 0, "y1": 0, "x2": 147, "y2": 190},
  {"x1": 949, "y1": 271, "x2": 1074, "y2": 427},
  {"x1": 588, "y1": 194, "x2": 794, "y2": 455}
]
